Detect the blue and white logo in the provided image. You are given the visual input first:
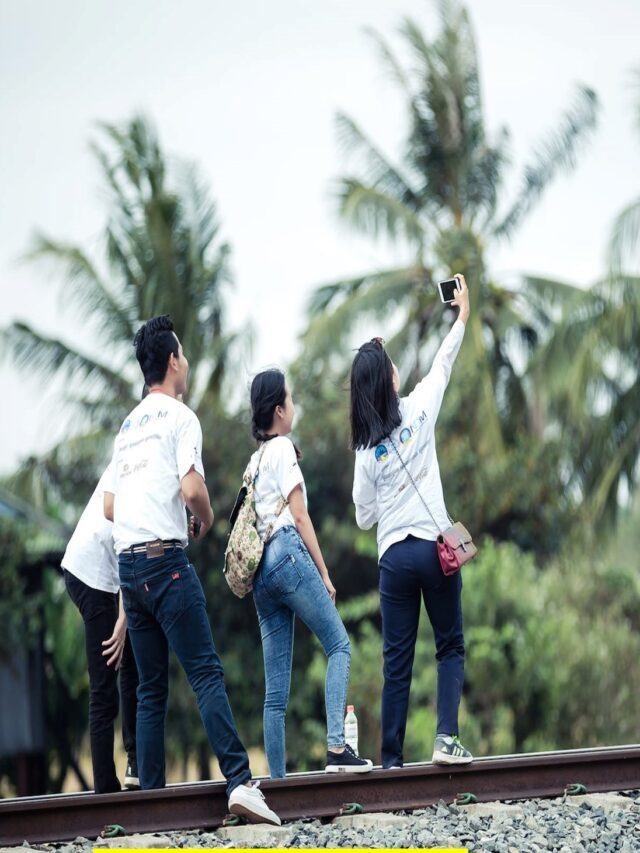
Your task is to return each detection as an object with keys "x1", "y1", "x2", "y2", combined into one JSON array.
[{"x1": 375, "y1": 444, "x2": 388, "y2": 462}]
